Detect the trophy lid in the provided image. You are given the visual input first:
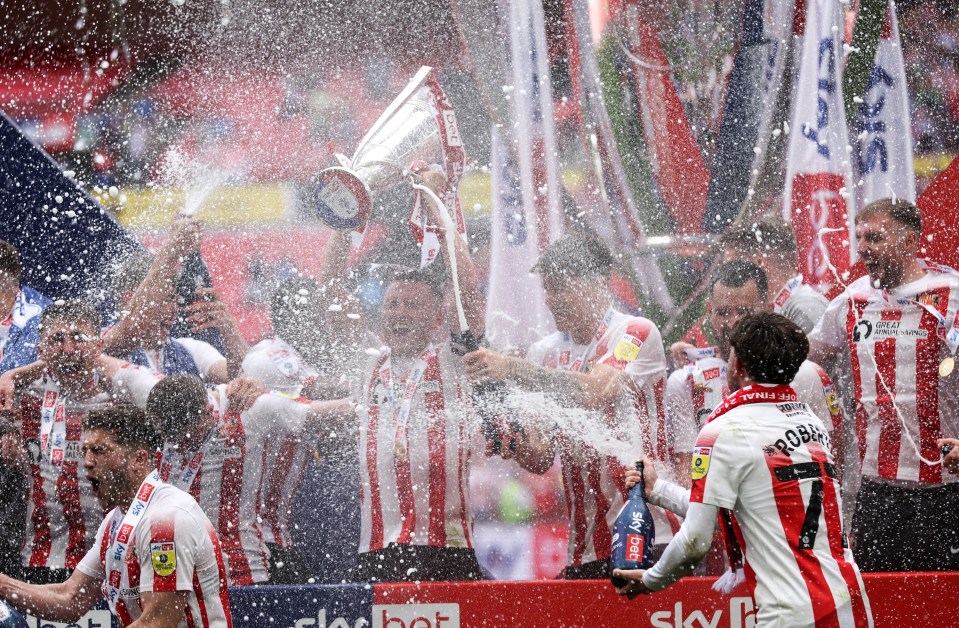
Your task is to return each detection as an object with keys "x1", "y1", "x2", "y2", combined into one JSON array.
[{"x1": 312, "y1": 167, "x2": 372, "y2": 231}]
